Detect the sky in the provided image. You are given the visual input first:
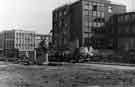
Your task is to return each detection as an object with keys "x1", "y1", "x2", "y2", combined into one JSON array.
[{"x1": 0, "y1": 0, "x2": 133, "y2": 34}]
